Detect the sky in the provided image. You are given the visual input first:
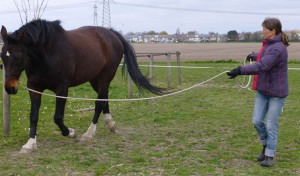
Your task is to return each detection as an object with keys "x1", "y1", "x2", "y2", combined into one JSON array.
[{"x1": 0, "y1": 0, "x2": 300, "y2": 35}]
